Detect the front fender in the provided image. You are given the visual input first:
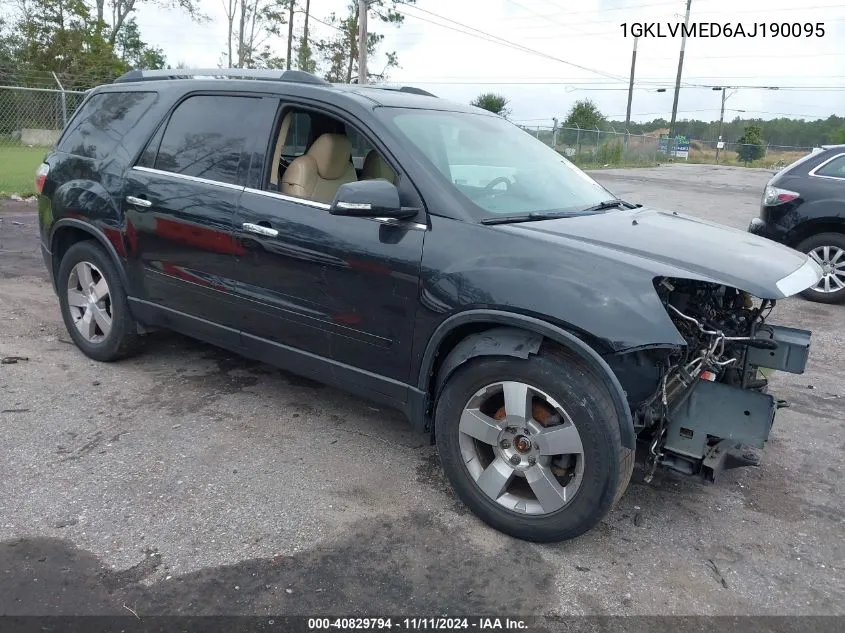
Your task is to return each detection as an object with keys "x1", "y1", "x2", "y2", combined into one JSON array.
[{"x1": 420, "y1": 312, "x2": 637, "y2": 450}]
